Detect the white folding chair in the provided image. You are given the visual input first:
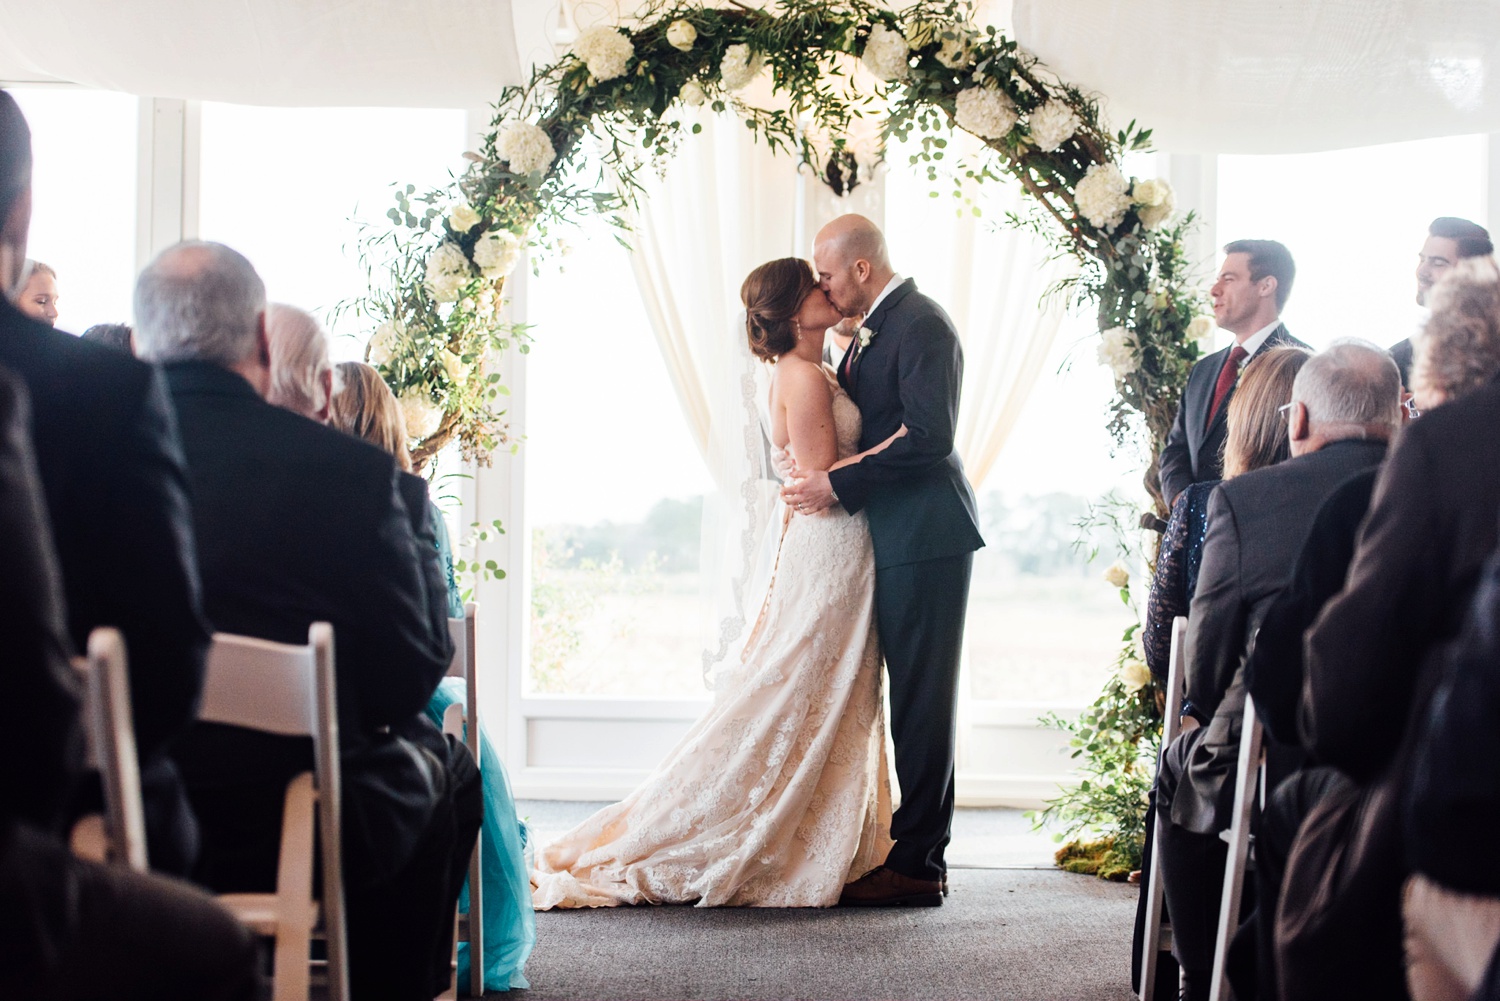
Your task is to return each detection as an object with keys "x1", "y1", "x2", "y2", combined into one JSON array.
[
  {"x1": 69, "y1": 627, "x2": 149, "y2": 872},
  {"x1": 438, "y1": 602, "x2": 484, "y2": 1000},
  {"x1": 1208, "y1": 693, "x2": 1266, "y2": 1001},
  {"x1": 1140, "y1": 615, "x2": 1188, "y2": 1000},
  {"x1": 199, "y1": 624, "x2": 349, "y2": 1001}
]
